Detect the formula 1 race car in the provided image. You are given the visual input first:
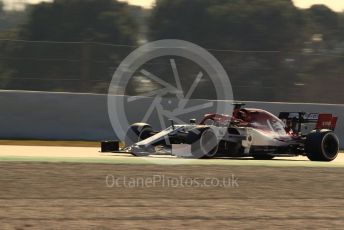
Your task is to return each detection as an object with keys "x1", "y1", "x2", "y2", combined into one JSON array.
[{"x1": 104, "y1": 103, "x2": 340, "y2": 161}]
